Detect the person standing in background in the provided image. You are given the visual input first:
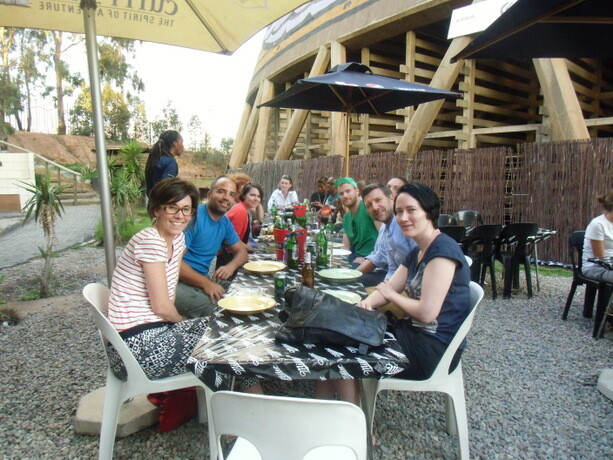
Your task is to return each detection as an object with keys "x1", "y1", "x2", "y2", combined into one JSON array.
[{"x1": 145, "y1": 130, "x2": 184, "y2": 196}]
